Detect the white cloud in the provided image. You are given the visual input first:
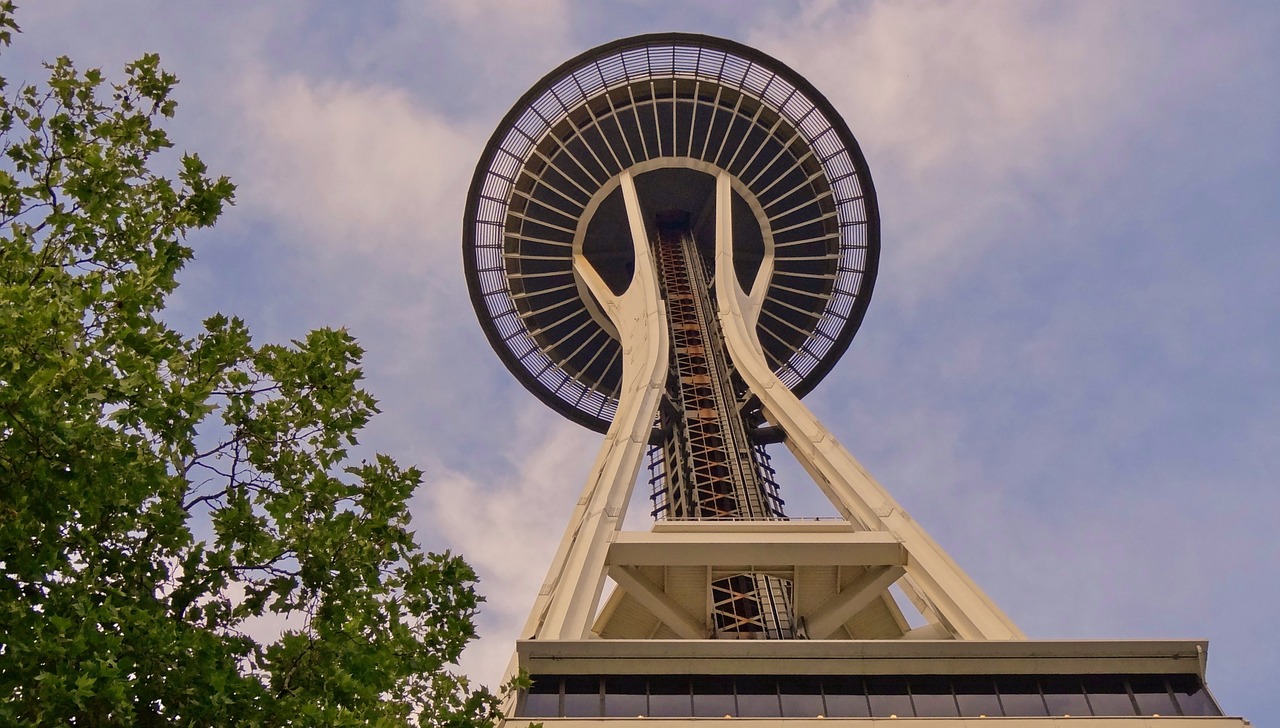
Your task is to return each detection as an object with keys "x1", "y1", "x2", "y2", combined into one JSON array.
[
  {"x1": 232, "y1": 71, "x2": 480, "y2": 272},
  {"x1": 415, "y1": 409, "x2": 600, "y2": 686},
  {"x1": 412, "y1": 0, "x2": 575, "y2": 77},
  {"x1": 748, "y1": 1, "x2": 1217, "y2": 299}
]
